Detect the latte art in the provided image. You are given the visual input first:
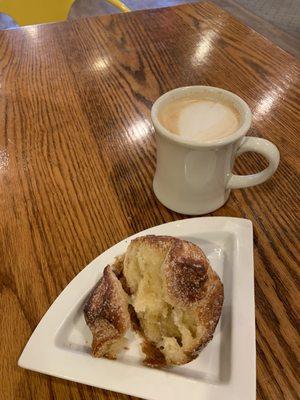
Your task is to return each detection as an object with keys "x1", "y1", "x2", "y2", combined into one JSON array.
[{"x1": 158, "y1": 97, "x2": 240, "y2": 142}]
